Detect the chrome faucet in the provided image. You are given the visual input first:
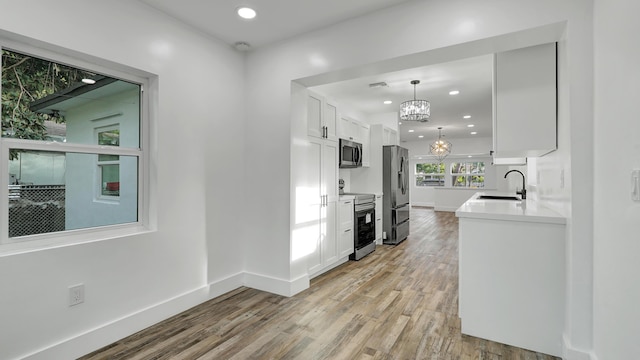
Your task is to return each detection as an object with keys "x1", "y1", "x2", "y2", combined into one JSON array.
[{"x1": 504, "y1": 170, "x2": 527, "y2": 199}]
